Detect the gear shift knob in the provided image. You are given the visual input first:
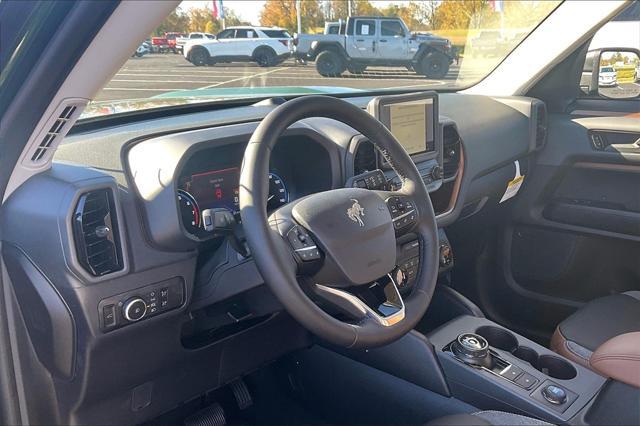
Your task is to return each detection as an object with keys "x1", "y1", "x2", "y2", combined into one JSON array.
[{"x1": 451, "y1": 333, "x2": 492, "y2": 368}]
